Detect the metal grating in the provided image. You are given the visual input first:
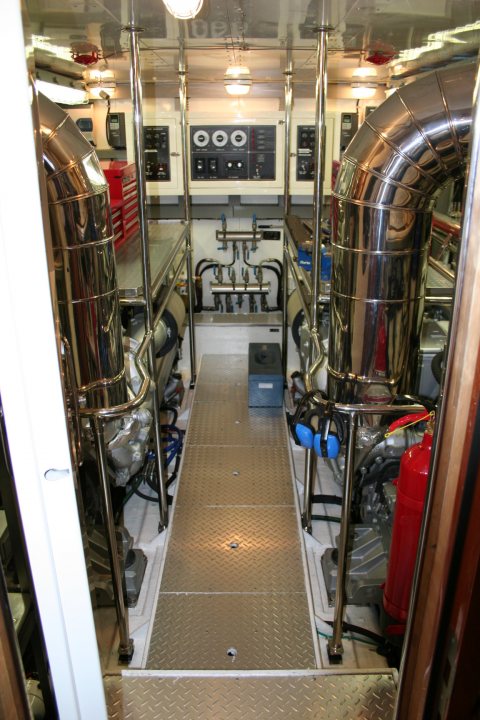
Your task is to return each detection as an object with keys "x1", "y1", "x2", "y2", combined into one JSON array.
[
  {"x1": 186, "y1": 402, "x2": 287, "y2": 446},
  {"x1": 105, "y1": 673, "x2": 396, "y2": 720},
  {"x1": 175, "y1": 445, "x2": 294, "y2": 506},
  {"x1": 147, "y1": 593, "x2": 316, "y2": 669},
  {"x1": 159, "y1": 506, "x2": 307, "y2": 594}
]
